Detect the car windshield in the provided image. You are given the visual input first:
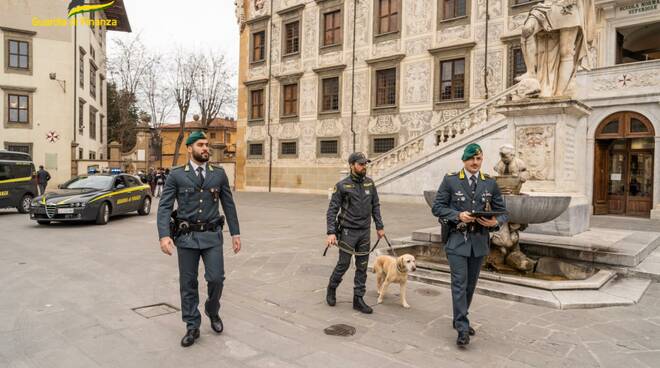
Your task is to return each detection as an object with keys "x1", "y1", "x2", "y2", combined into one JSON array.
[{"x1": 63, "y1": 176, "x2": 113, "y2": 190}]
